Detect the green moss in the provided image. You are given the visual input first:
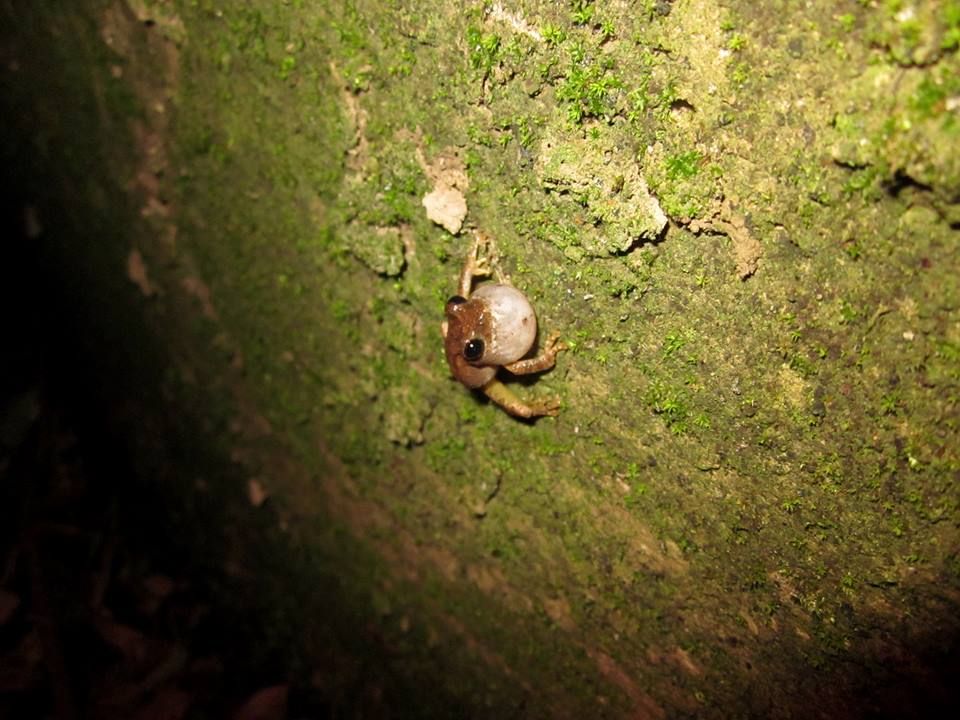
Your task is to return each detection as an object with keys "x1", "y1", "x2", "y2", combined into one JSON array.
[
  {"x1": 838, "y1": 13, "x2": 857, "y2": 32},
  {"x1": 541, "y1": 23, "x2": 567, "y2": 47},
  {"x1": 466, "y1": 26, "x2": 501, "y2": 74},
  {"x1": 664, "y1": 150, "x2": 703, "y2": 180},
  {"x1": 555, "y1": 59, "x2": 623, "y2": 124},
  {"x1": 944, "y1": 2, "x2": 960, "y2": 50}
]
